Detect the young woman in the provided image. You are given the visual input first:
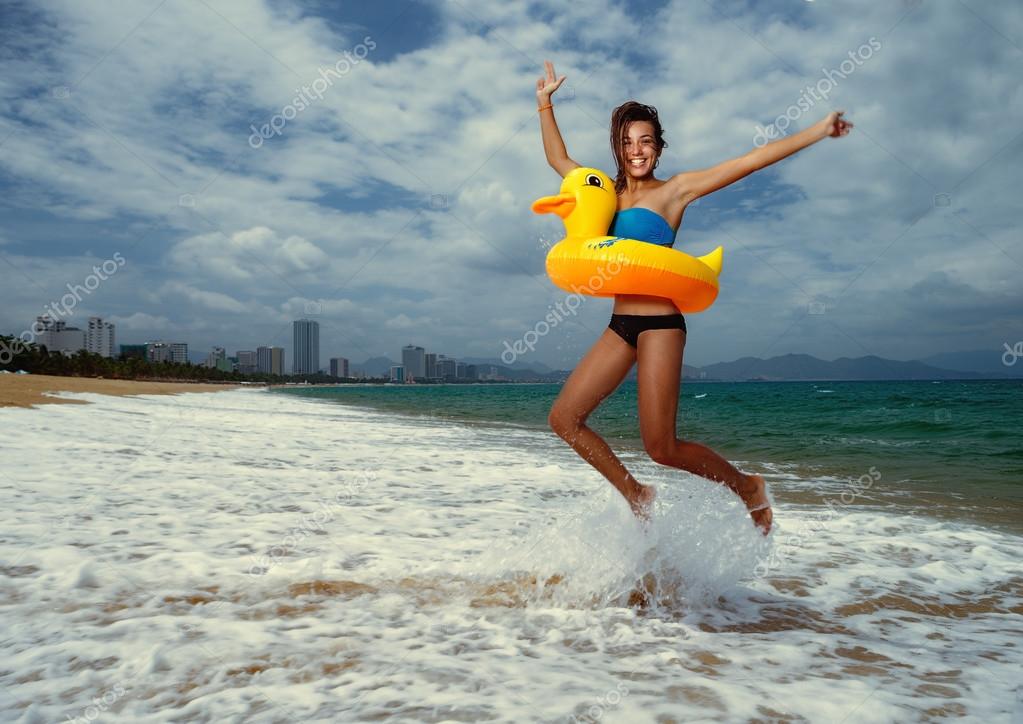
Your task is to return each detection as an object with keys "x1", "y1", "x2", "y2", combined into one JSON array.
[{"x1": 536, "y1": 60, "x2": 853, "y2": 535}]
